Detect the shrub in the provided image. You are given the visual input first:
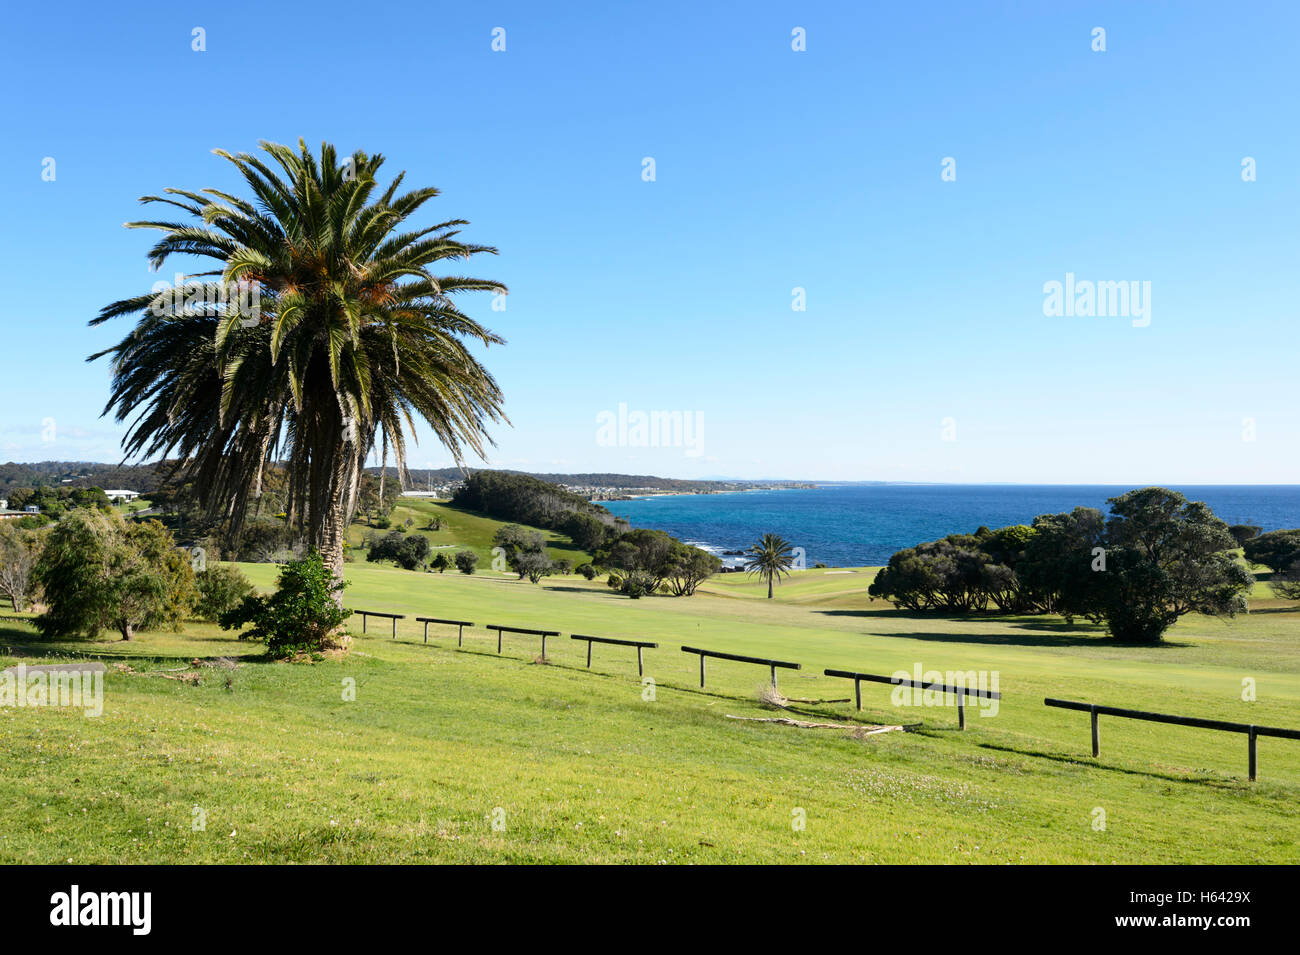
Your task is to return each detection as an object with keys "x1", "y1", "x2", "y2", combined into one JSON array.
[
  {"x1": 429, "y1": 551, "x2": 453, "y2": 573},
  {"x1": 619, "y1": 571, "x2": 654, "y2": 599},
  {"x1": 219, "y1": 551, "x2": 348, "y2": 658},
  {"x1": 0, "y1": 522, "x2": 41, "y2": 612},
  {"x1": 194, "y1": 564, "x2": 254, "y2": 622},
  {"x1": 34, "y1": 511, "x2": 195, "y2": 641},
  {"x1": 575, "y1": 562, "x2": 597, "y2": 580},
  {"x1": 366, "y1": 531, "x2": 431, "y2": 570},
  {"x1": 606, "y1": 573, "x2": 623, "y2": 590},
  {"x1": 454, "y1": 550, "x2": 479, "y2": 574},
  {"x1": 1243, "y1": 529, "x2": 1300, "y2": 573},
  {"x1": 514, "y1": 550, "x2": 554, "y2": 584}
]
